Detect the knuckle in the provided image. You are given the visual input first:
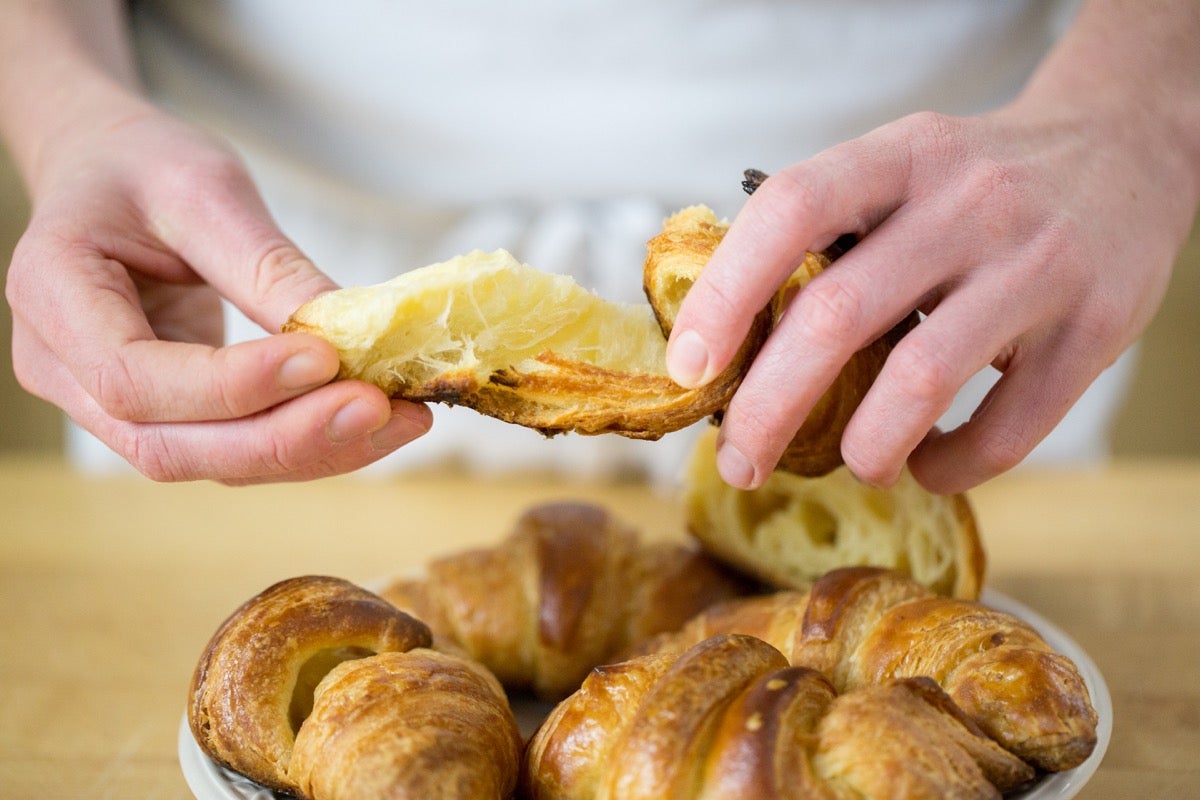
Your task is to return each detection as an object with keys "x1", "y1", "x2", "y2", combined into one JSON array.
[
  {"x1": 958, "y1": 158, "x2": 1029, "y2": 221},
  {"x1": 887, "y1": 339, "x2": 959, "y2": 407},
  {"x1": 261, "y1": 432, "x2": 304, "y2": 476},
  {"x1": 693, "y1": 271, "x2": 745, "y2": 327},
  {"x1": 725, "y1": 397, "x2": 783, "y2": 462},
  {"x1": 163, "y1": 148, "x2": 250, "y2": 198},
  {"x1": 902, "y1": 110, "x2": 964, "y2": 163},
  {"x1": 841, "y1": 444, "x2": 898, "y2": 487},
  {"x1": 8, "y1": 337, "x2": 49, "y2": 401},
  {"x1": 251, "y1": 238, "x2": 319, "y2": 305},
  {"x1": 205, "y1": 348, "x2": 254, "y2": 420},
  {"x1": 766, "y1": 167, "x2": 829, "y2": 223},
  {"x1": 116, "y1": 427, "x2": 184, "y2": 482},
  {"x1": 1072, "y1": 293, "x2": 1127, "y2": 353},
  {"x1": 5, "y1": 224, "x2": 68, "y2": 313},
  {"x1": 5, "y1": 240, "x2": 33, "y2": 309},
  {"x1": 89, "y1": 355, "x2": 147, "y2": 422},
  {"x1": 790, "y1": 277, "x2": 866, "y2": 352},
  {"x1": 973, "y1": 422, "x2": 1029, "y2": 476}
]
